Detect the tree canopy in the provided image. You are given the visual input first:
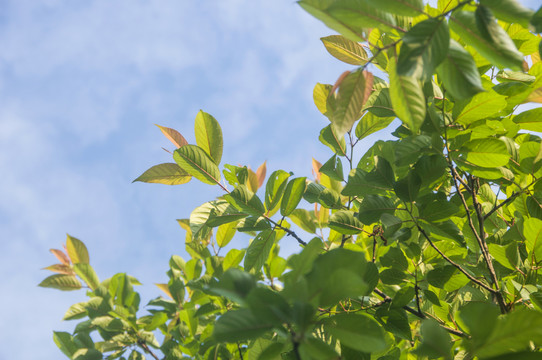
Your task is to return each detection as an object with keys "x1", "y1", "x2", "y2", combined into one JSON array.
[{"x1": 40, "y1": 0, "x2": 542, "y2": 359}]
